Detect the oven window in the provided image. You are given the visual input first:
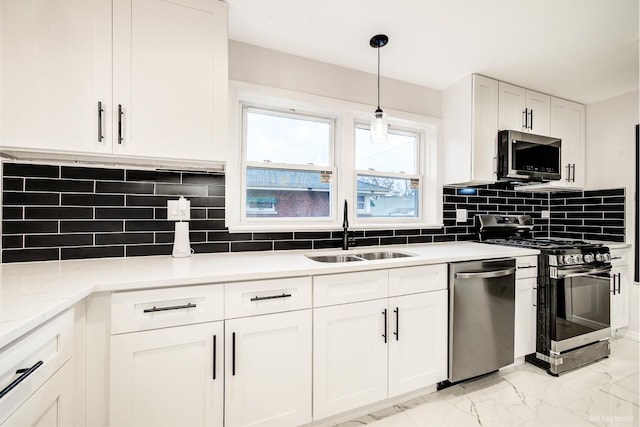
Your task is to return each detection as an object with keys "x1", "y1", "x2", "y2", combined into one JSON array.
[{"x1": 554, "y1": 275, "x2": 610, "y2": 342}]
